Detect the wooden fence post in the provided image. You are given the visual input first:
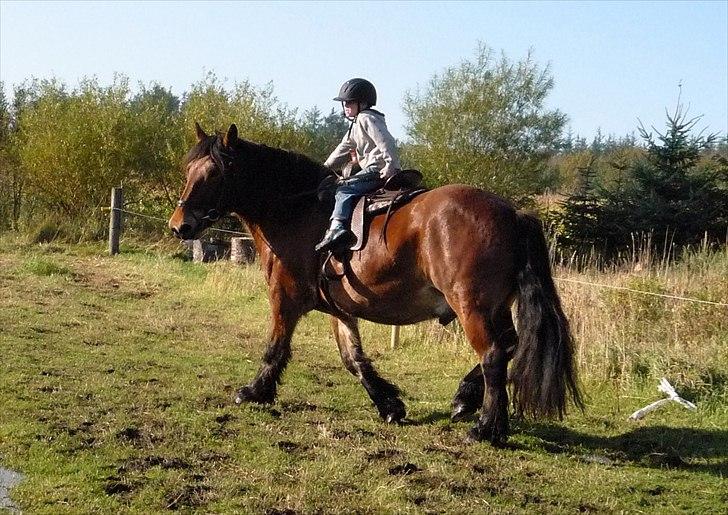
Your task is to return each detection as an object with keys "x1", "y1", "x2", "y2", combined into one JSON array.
[
  {"x1": 192, "y1": 240, "x2": 204, "y2": 262},
  {"x1": 390, "y1": 325, "x2": 400, "y2": 350},
  {"x1": 230, "y1": 237, "x2": 246, "y2": 264},
  {"x1": 108, "y1": 187, "x2": 123, "y2": 255}
]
